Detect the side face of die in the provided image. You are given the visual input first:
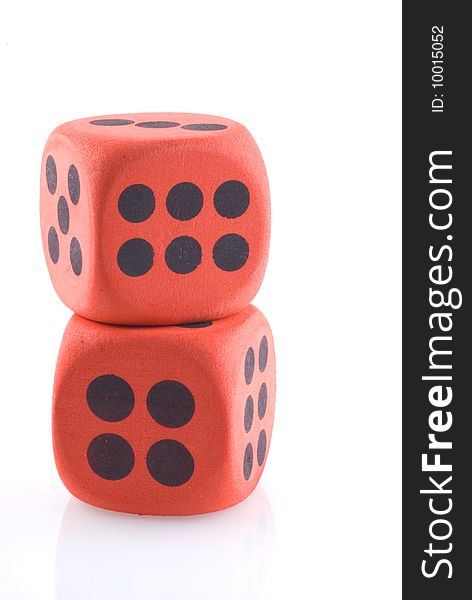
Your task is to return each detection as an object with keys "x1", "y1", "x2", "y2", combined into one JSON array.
[
  {"x1": 40, "y1": 113, "x2": 270, "y2": 325},
  {"x1": 228, "y1": 309, "x2": 276, "y2": 493},
  {"x1": 40, "y1": 136, "x2": 92, "y2": 316},
  {"x1": 52, "y1": 306, "x2": 275, "y2": 515}
]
